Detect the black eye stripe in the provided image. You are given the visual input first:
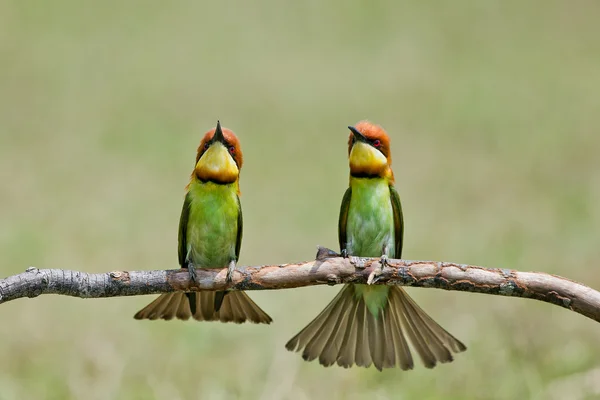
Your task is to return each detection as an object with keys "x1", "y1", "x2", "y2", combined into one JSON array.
[
  {"x1": 351, "y1": 136, "x2": 381, "y2": 147},
  {"x1": 205, "y1": 138, "x2": 232, "y2": 148}
]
